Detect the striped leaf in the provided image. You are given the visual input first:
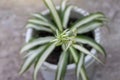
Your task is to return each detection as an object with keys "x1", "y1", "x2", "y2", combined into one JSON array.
[
  {"x1": 69, "y1": 47, "x2": 88, "y2": 80},
  {"x1": 69, "y1": 51, "x2": 74, "y2": 63},
  {"x1": 63, "y1": 6, "x2": 73, "y2": 28},
  {"x1": 26, "y1": 23, "x2": 52, "y2": 32},
  {"x1": 73, "y1": 44, "x2": 103, "y2": 64},
  {"x1": 55, "y1": 51, "x2": 68, "y2": 80},
  {"x1": 43, "y1": 0, "x2": 63, "y2": 31},
  {"x1": 19, "y1": 45, "x2": 46, "y2": 75},
  {"x1": 59, "y1": 0, "x2": 68, "y2": 22},
  {"x1": 76, "y1": 53, "x2": 85, "y2": 80},
  {"x1": 71, "y1": 12, "x2": 105, "y2": 30},
  {"x1": 75, "y1": 36, "x2": 106, "y2": 57},
  {"x1": 32, "y1": 13, "x2": 48, "y2": 22},
  {"x1": 60, "y1": 0, "x2": 68, "y2": 12},
  {"x1": 23, "y1": 45, "x2": 46, "y2": 58},
  {"x1": 77, "y1": 21, "x2": 103, "y2": 34},
  {"x1": 34, "y1": 43, "x2": 56, "y2": 80},
  {"x1": 28, "y1": 19, "x2": 57, "y2": 32},
  {"x1": 65, "y1": 40, "x2": 73, "y2": 51},
  {"x1": 80, "y1": 65, "x2": 89, "y2": 80},
  {"x1": 20, "y1": 37, "x2": 55, "y2": 53},
  {"x1": 69, "y1": 47, "x2": 79, "y2": 63}
]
